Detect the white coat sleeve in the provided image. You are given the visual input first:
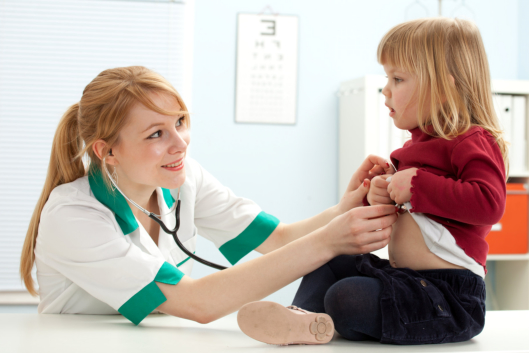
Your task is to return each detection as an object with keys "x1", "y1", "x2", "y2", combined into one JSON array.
[
  {"x1": 36, "y1": 201, "x2": 184, "y2": 325},
  {"x1": 190, "y1": 160, "x2": 280, "y2": 265}
]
